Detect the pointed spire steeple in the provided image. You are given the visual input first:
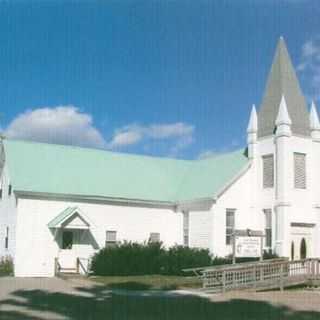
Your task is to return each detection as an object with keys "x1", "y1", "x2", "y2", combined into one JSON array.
[
  {"x1": 310, "y1": 100, "x2": 320, "y2": 130},
  {"x1": 276, "y1": 95, "x2": 292, "y2": 126},
  {"x1": 258, "y1": 37, "x2": 309, "y2": 137},
  {"x1": 276, "y1": 95, "x2": 292, "y2": 137},
  {"x1": 247, "y1": 104, "x2": 258, "y2": 133}
]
